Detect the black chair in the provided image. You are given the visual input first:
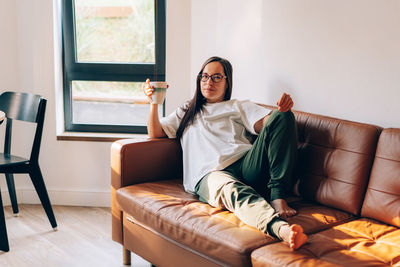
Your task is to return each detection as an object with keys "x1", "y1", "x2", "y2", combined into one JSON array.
[{"x1": 0, "y1": 91, "x2": 57, "y2": 252}]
